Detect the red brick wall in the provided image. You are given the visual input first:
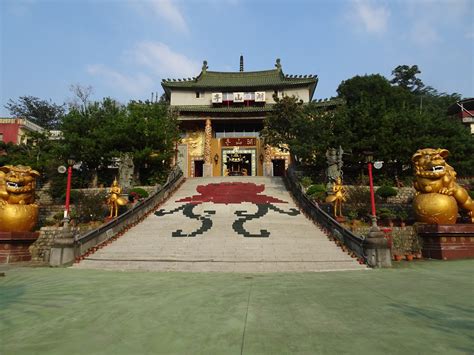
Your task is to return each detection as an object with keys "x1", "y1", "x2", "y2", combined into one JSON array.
[{"x1": 0, "y1": 122, "x2": 20, "y2": 144}]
